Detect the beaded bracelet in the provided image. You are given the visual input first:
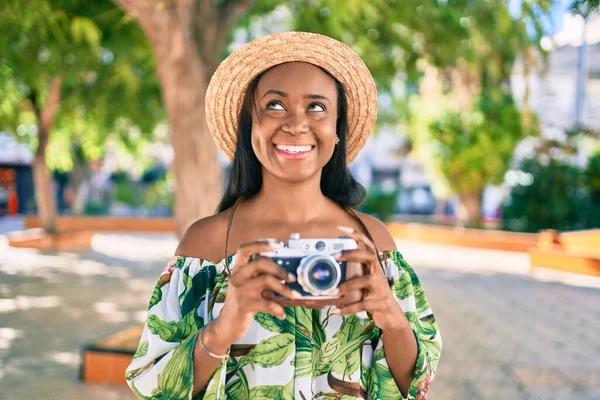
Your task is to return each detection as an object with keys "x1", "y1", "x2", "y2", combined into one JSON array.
[{"x1": 199, "y1": 329, "x2": 230, "y2": 361}]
